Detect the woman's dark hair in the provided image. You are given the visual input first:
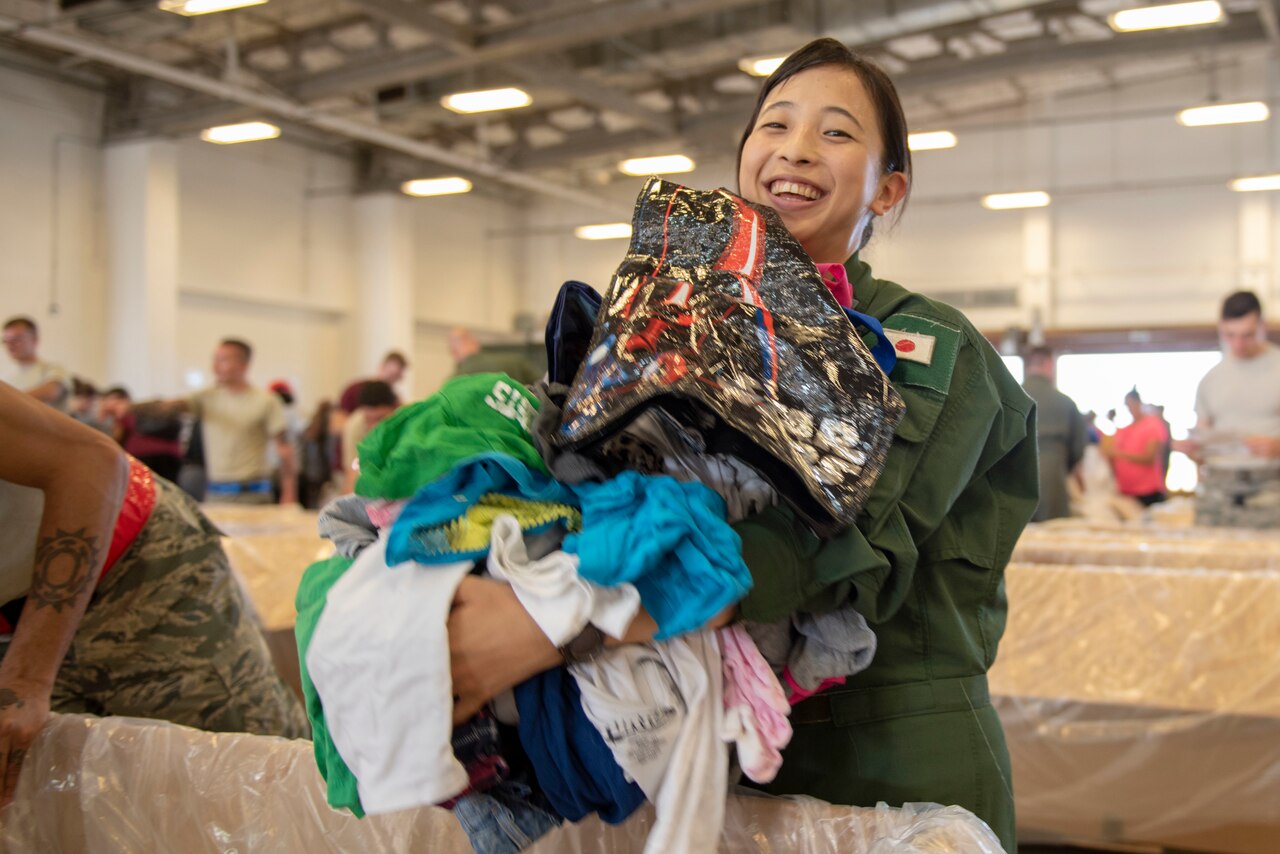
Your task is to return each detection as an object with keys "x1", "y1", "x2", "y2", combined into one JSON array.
[{"x1": 736, "y1": 37, "x2": 912, "y2": 252}]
